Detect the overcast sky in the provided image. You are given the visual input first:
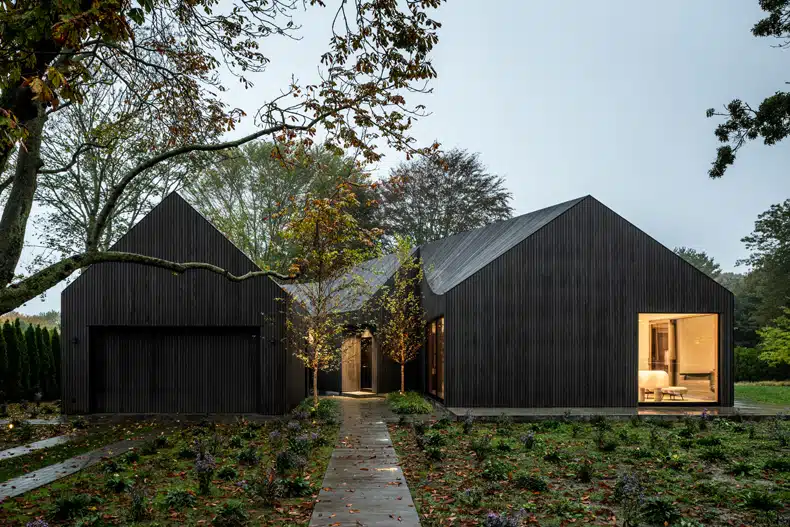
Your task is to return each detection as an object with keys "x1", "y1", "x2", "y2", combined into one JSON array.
[{"x1": 16, "y1": 0, "x2": 790, "y2": 314}]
